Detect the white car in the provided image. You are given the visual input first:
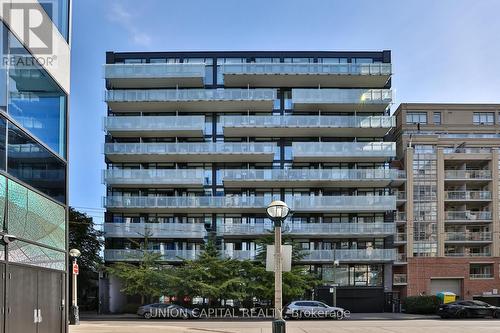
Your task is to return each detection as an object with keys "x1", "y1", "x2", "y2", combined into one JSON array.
[{"x1": 284, "y1": 301, "x2": 345, "y2": 319}]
